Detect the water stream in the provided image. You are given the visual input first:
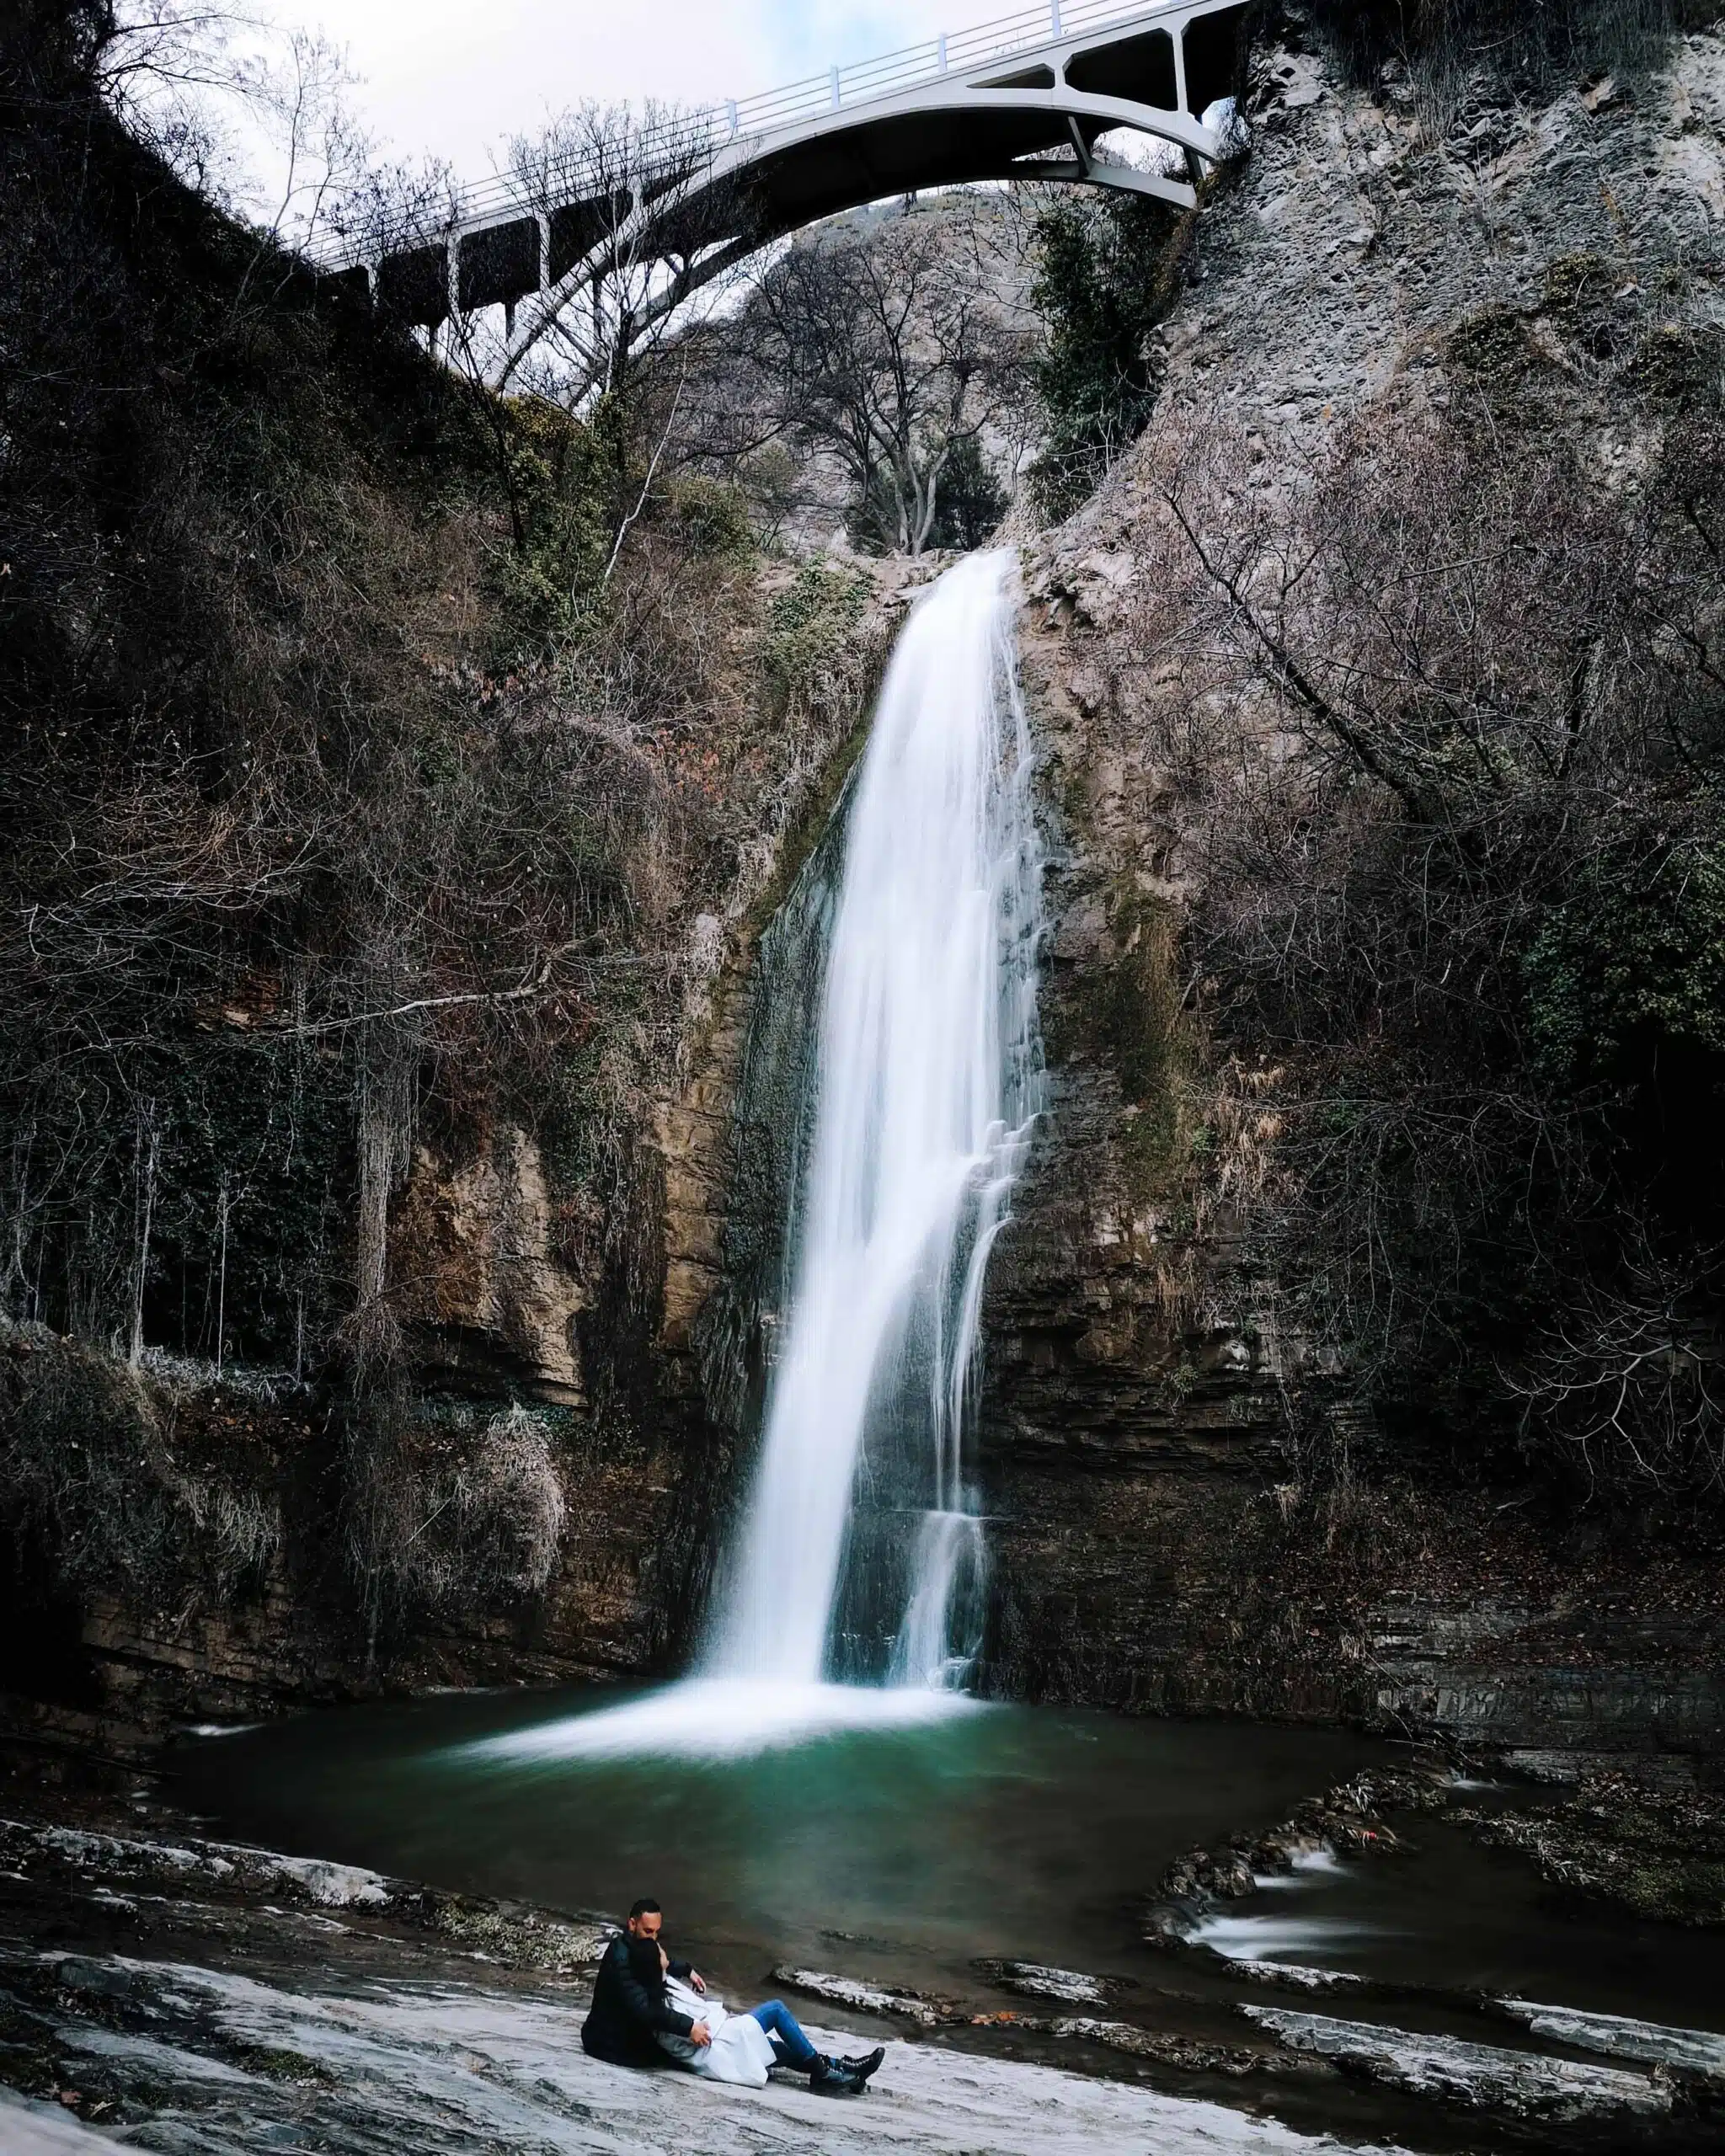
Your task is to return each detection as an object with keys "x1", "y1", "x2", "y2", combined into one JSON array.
[
  {"x1": 709, "y1": 545, "x2": 1040, "y2": 1693},
  {"x1": 152, "y1": 557, "x2": 1725, "y2": 2137},
  {"x1": 521, "y1": 550, "x2": 1040, "y2": 1759},
  {"x1": 177, "y1": 1692, "x2": 1725, "y2": 2057}
]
